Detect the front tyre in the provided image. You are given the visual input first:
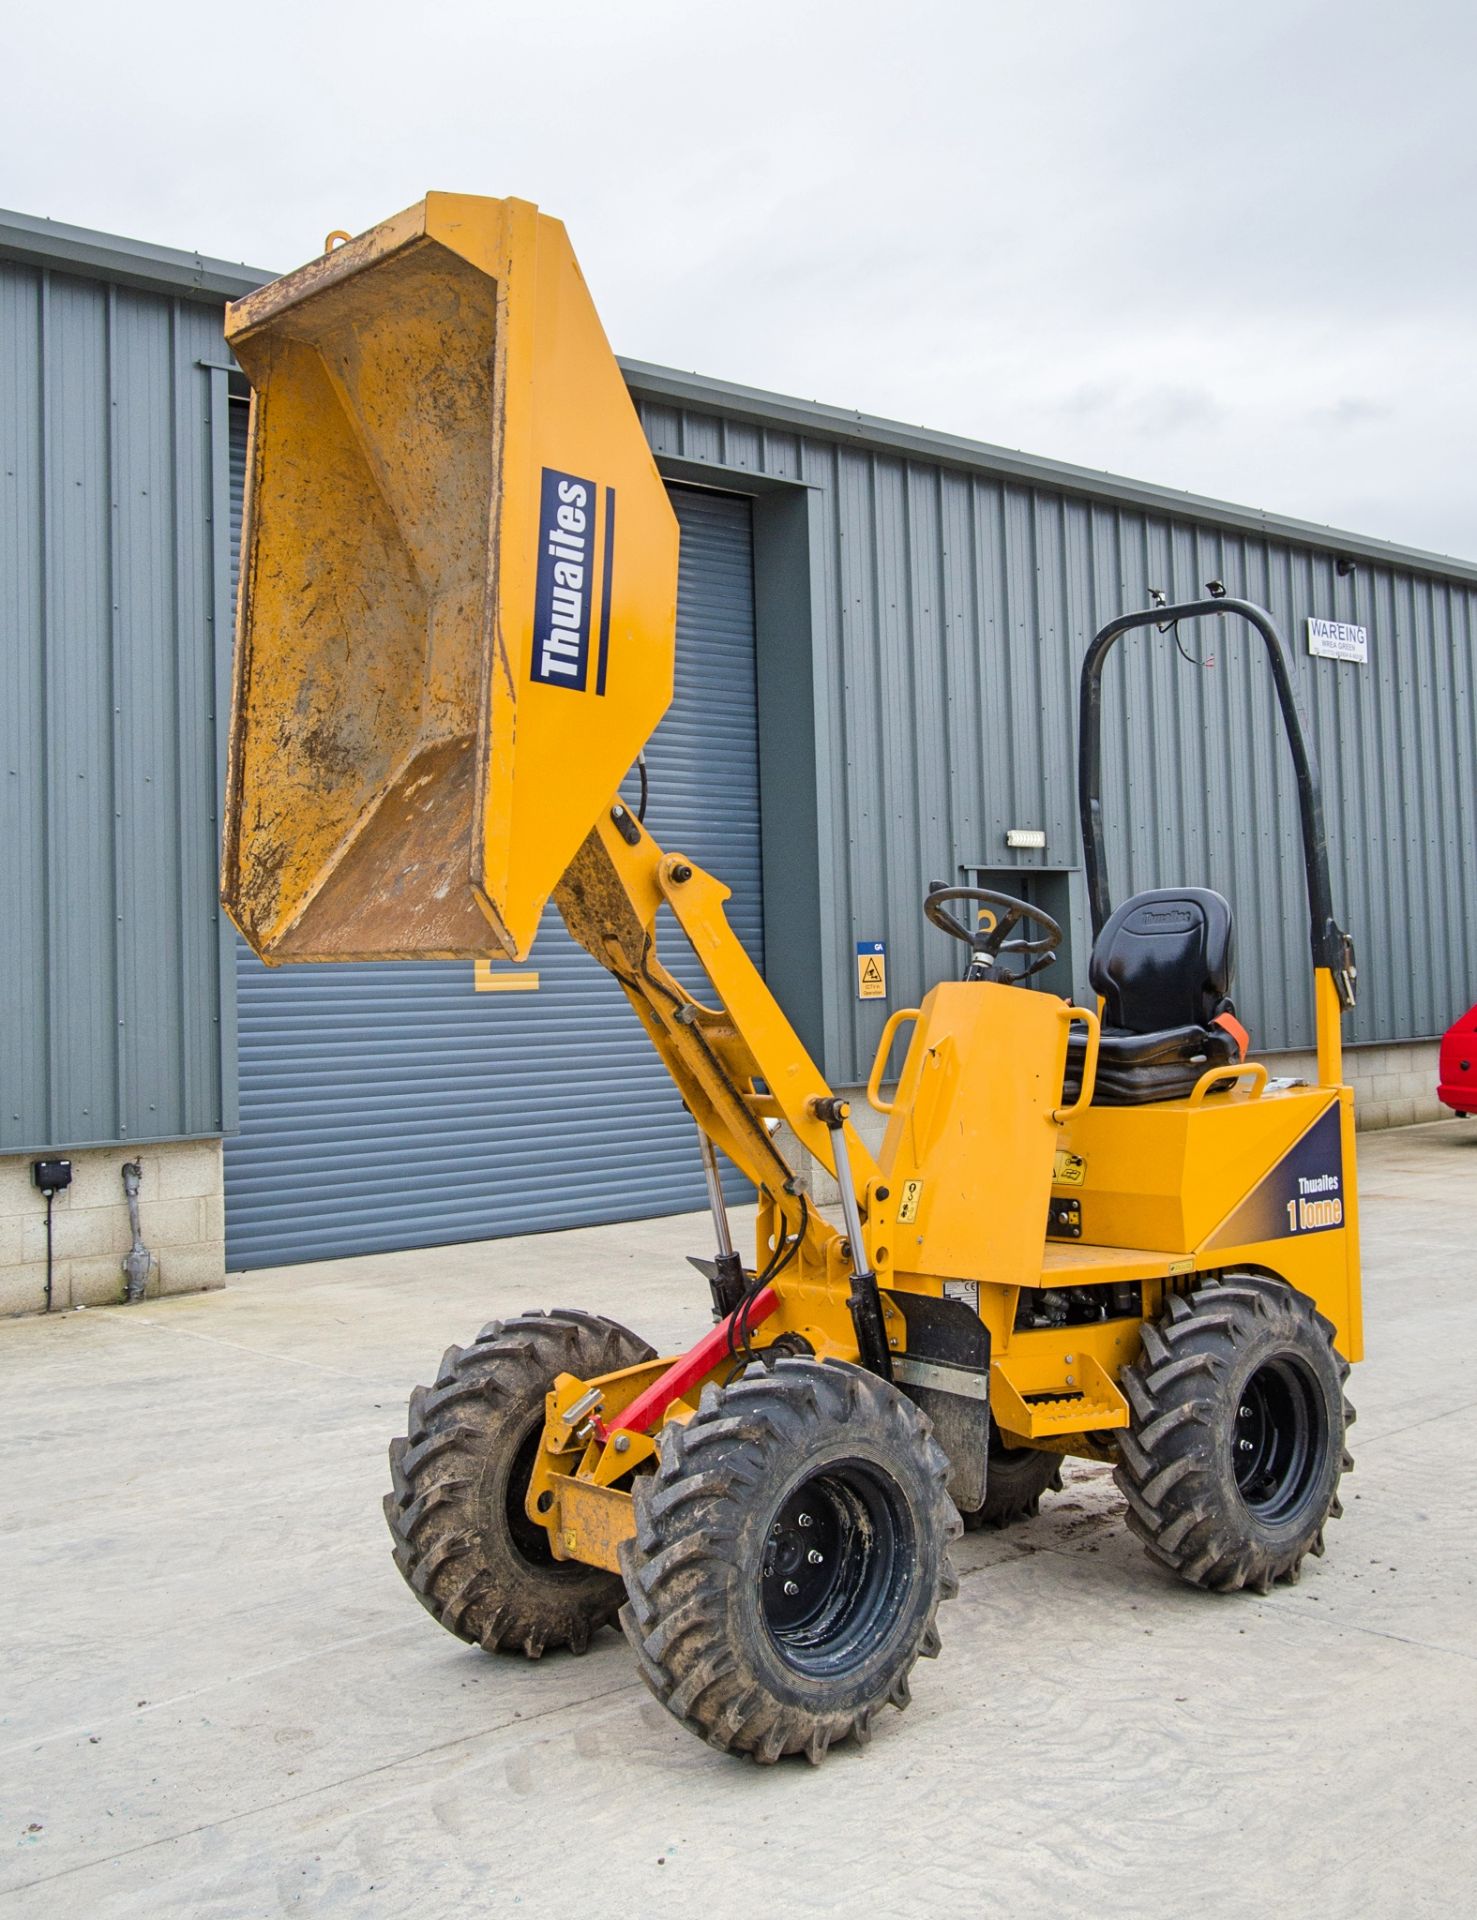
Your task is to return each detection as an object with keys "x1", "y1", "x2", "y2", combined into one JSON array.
[
  {"x1": 1116, "y1": 1274, "x2": 1354, "y2": 1593},
  {"x1": 619, "y1": 1358, "x2": 961, "y2": 1764},
  {"x1": 384, "y1": 1309, "x2": 655, "y2": 1658}
]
